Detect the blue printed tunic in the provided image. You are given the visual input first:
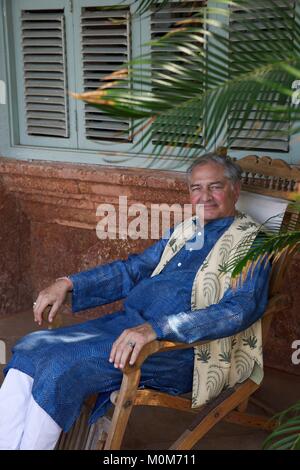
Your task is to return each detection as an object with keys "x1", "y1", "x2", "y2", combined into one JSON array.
[{"x1": 5, "y1": 217, "x2": 270, "y2": 432}]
